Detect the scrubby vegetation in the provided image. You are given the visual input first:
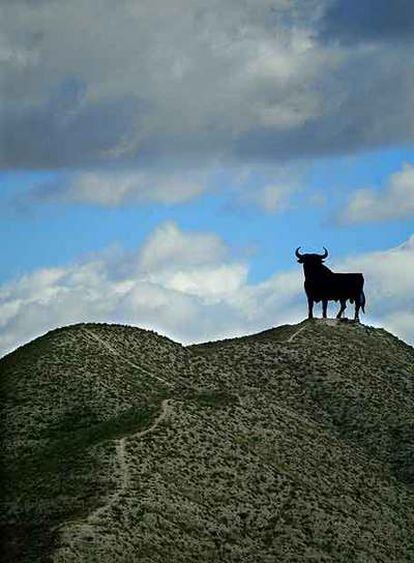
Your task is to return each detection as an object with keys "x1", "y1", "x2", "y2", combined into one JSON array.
[{"x1": 1, "y1": 320, "x2": 413, "y2": 562}]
